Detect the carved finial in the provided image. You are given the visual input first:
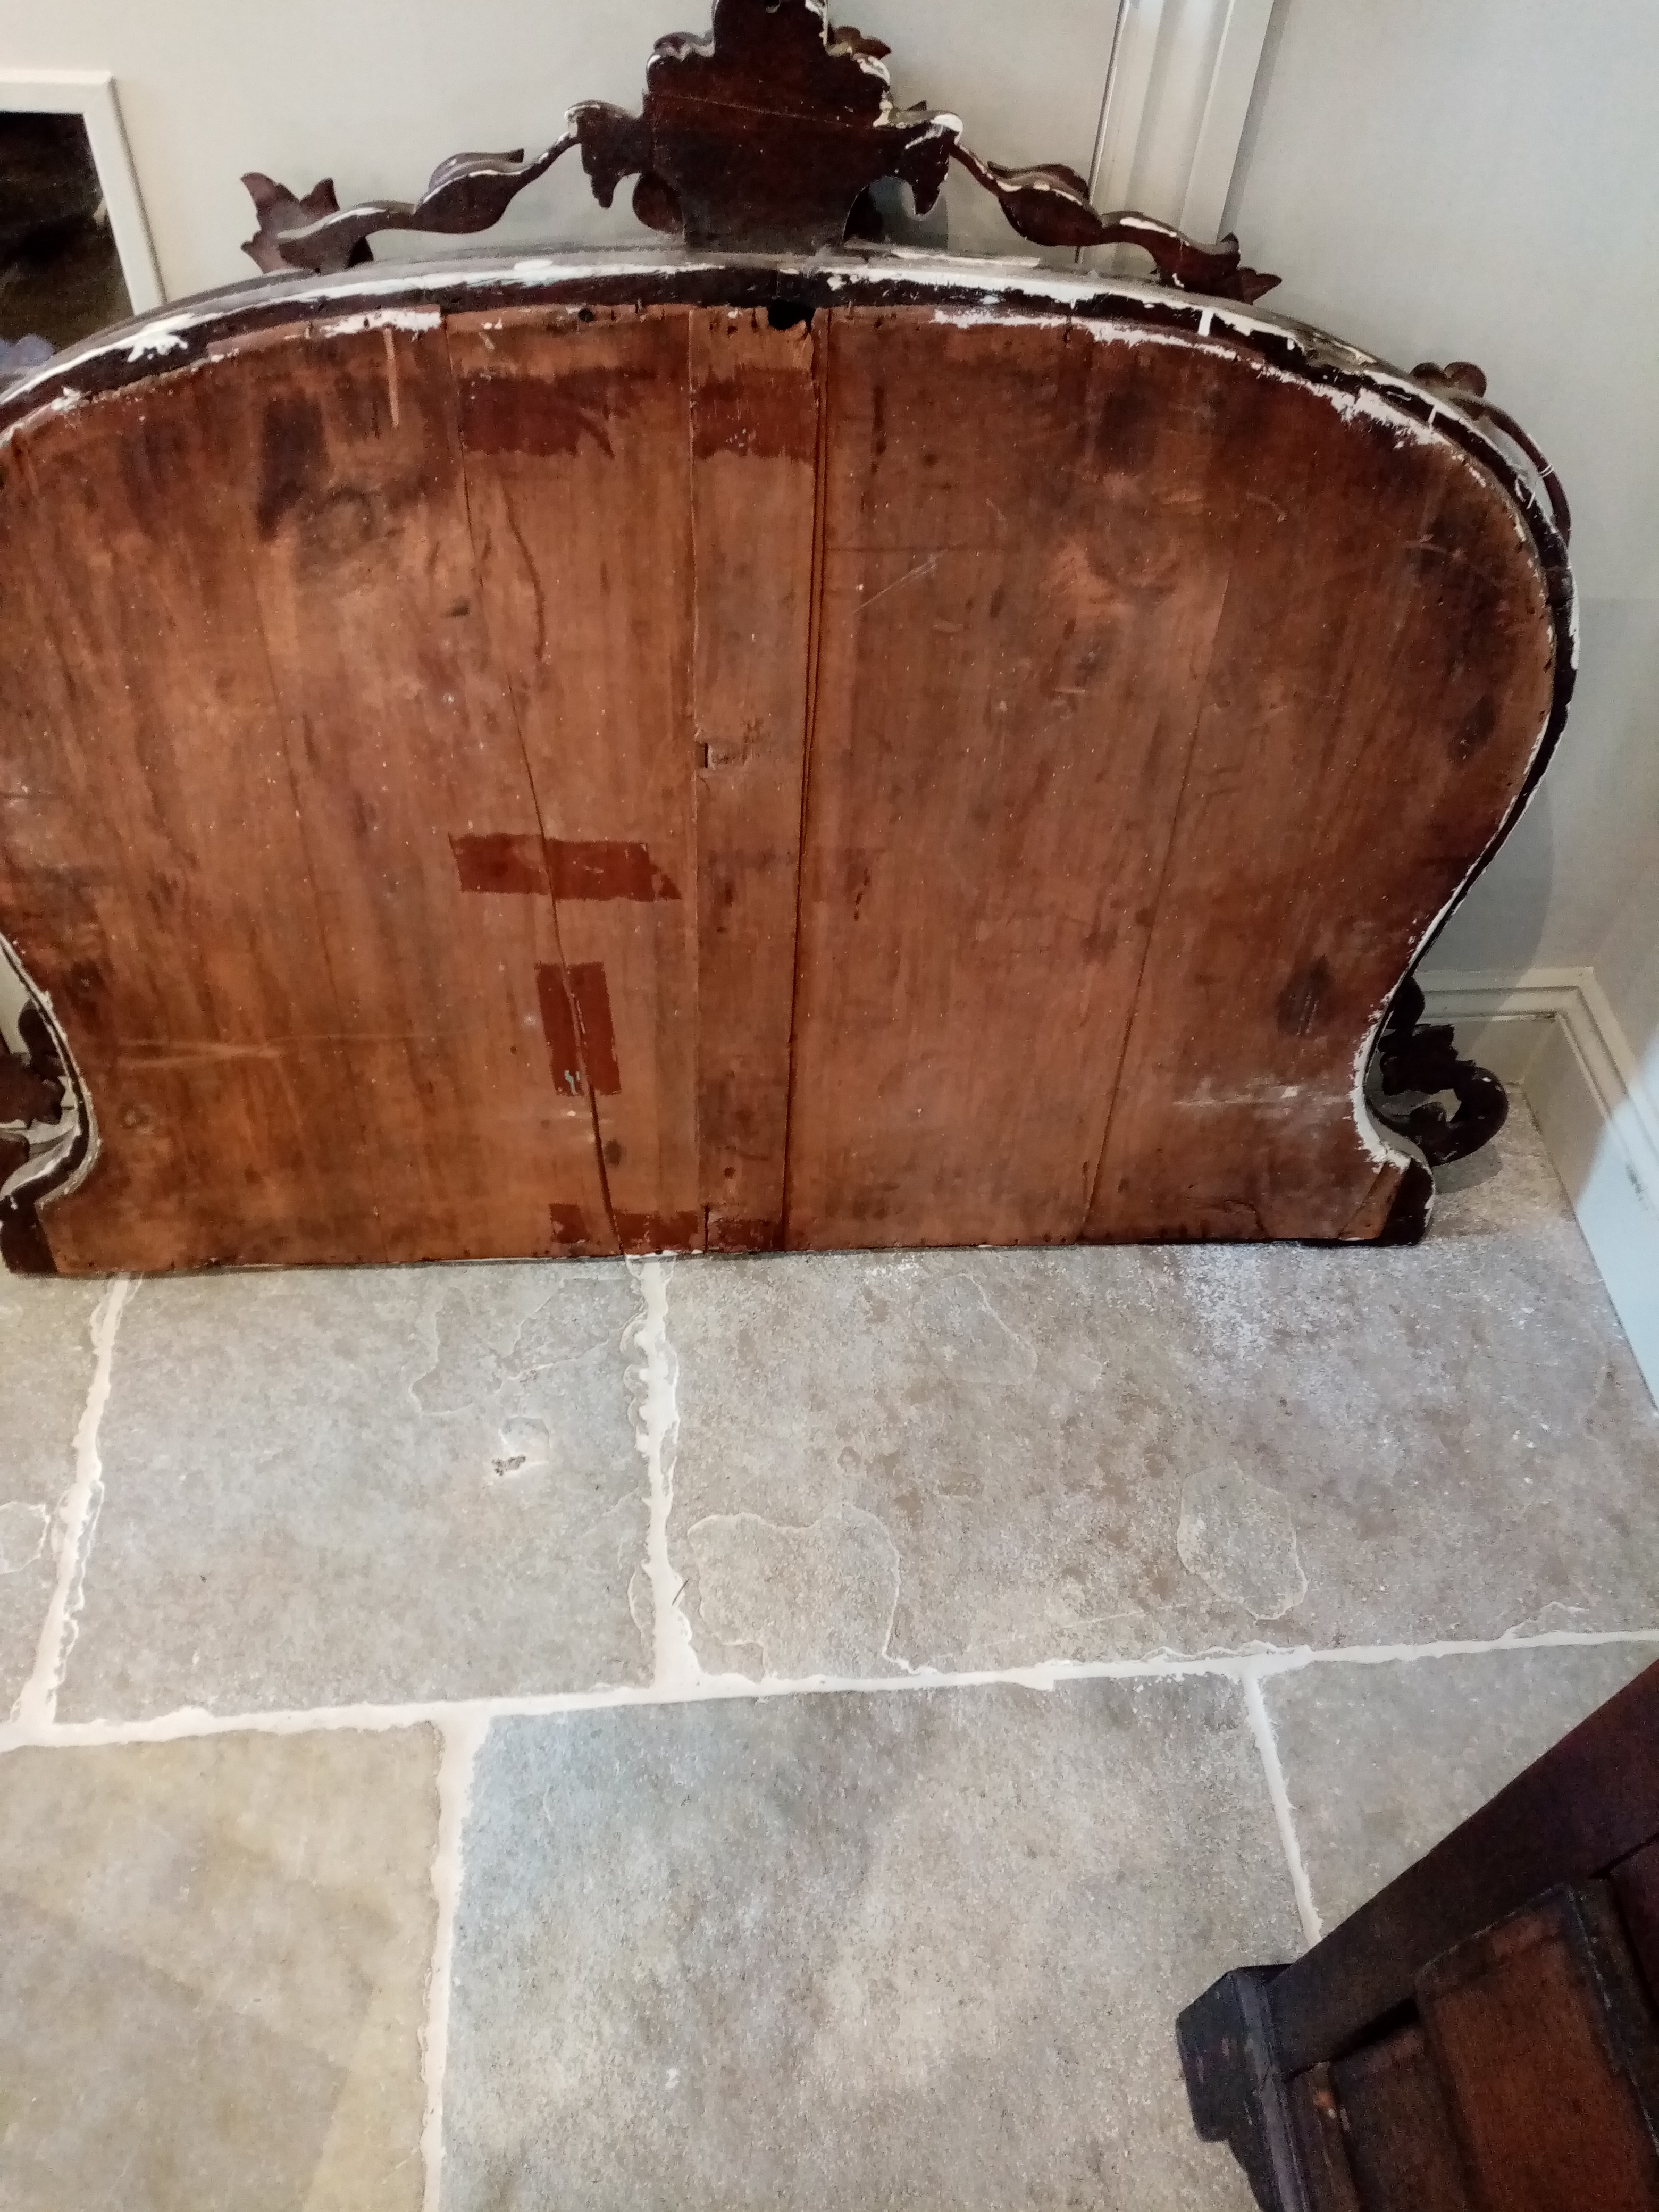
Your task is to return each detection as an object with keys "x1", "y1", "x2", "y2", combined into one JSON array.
[{"x1": 240, "y1": 0, "x2": 1280, "y2": 300}]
